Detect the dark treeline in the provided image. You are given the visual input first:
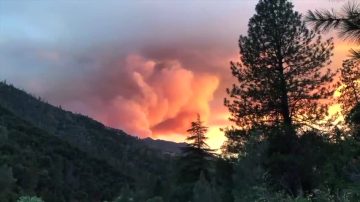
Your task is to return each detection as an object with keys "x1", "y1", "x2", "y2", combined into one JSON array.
[
  {"x1": 1, "y1": 0, "x2": 360, "y2": 201},
  {"x1": 167, "y1": 0, "x2": 360, "y2": 201}
]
